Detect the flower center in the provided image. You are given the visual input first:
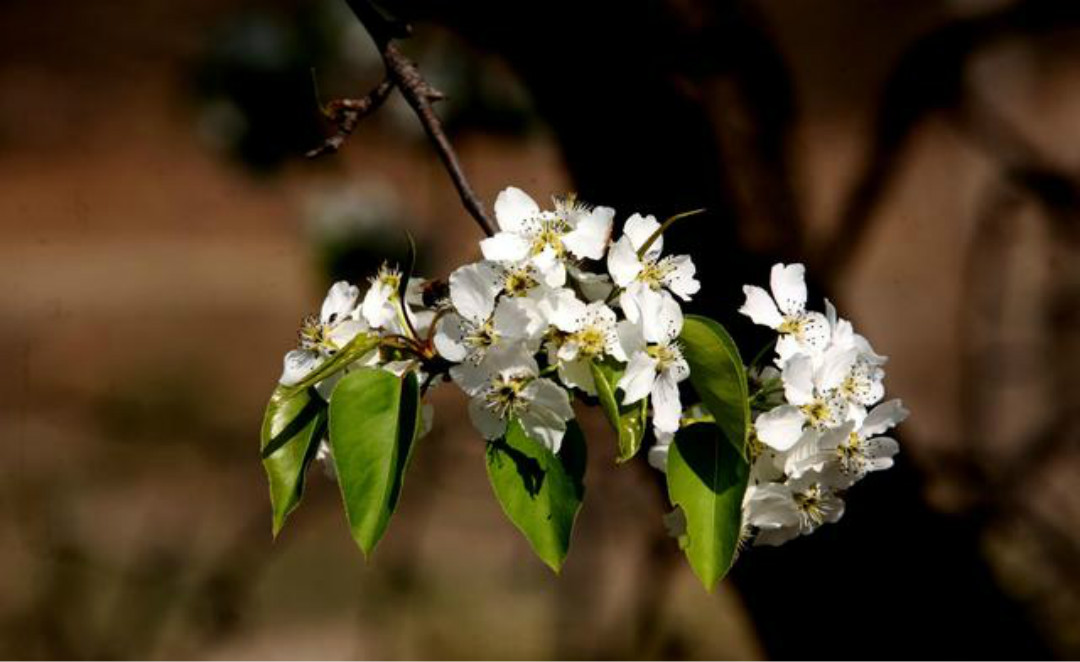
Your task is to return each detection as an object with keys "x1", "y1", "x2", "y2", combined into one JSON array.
[
  {"x1": 485, "y1": 374, "x2": 531, "y2": 419},
  {"x1": 800, "y1": 398, "x2": 837, "y2": 429},
  {"x1": 574, "y1": 326, "x2": 607, "y2": 358},
  {"x1": 464, "y1": 320, "x2": 499, "y2": 361},
  {"x1": 298, "y1": 314, "x2": 338, "y2": 353},
  {"x1": 528, "y1": 217, "x2": 570, "y2": 257},
  {"x1": 794, "y1": 483, "x2": 826, "y2": 526},
  {"x1": 503, "y1": 266, "x2": 539, "y2": 297},
  {"x1": 646, "y1": 343, "x2": 681, "y2": 371},
  {"x1": 836, "y1": 431, "x2": 864, "y2": 473},
  {"x1": 374, "y1": 263, "x2": 402, "y2": 297},
  {"x1": 637, "y1": 258, "x2": 671, "y2": 290}
]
